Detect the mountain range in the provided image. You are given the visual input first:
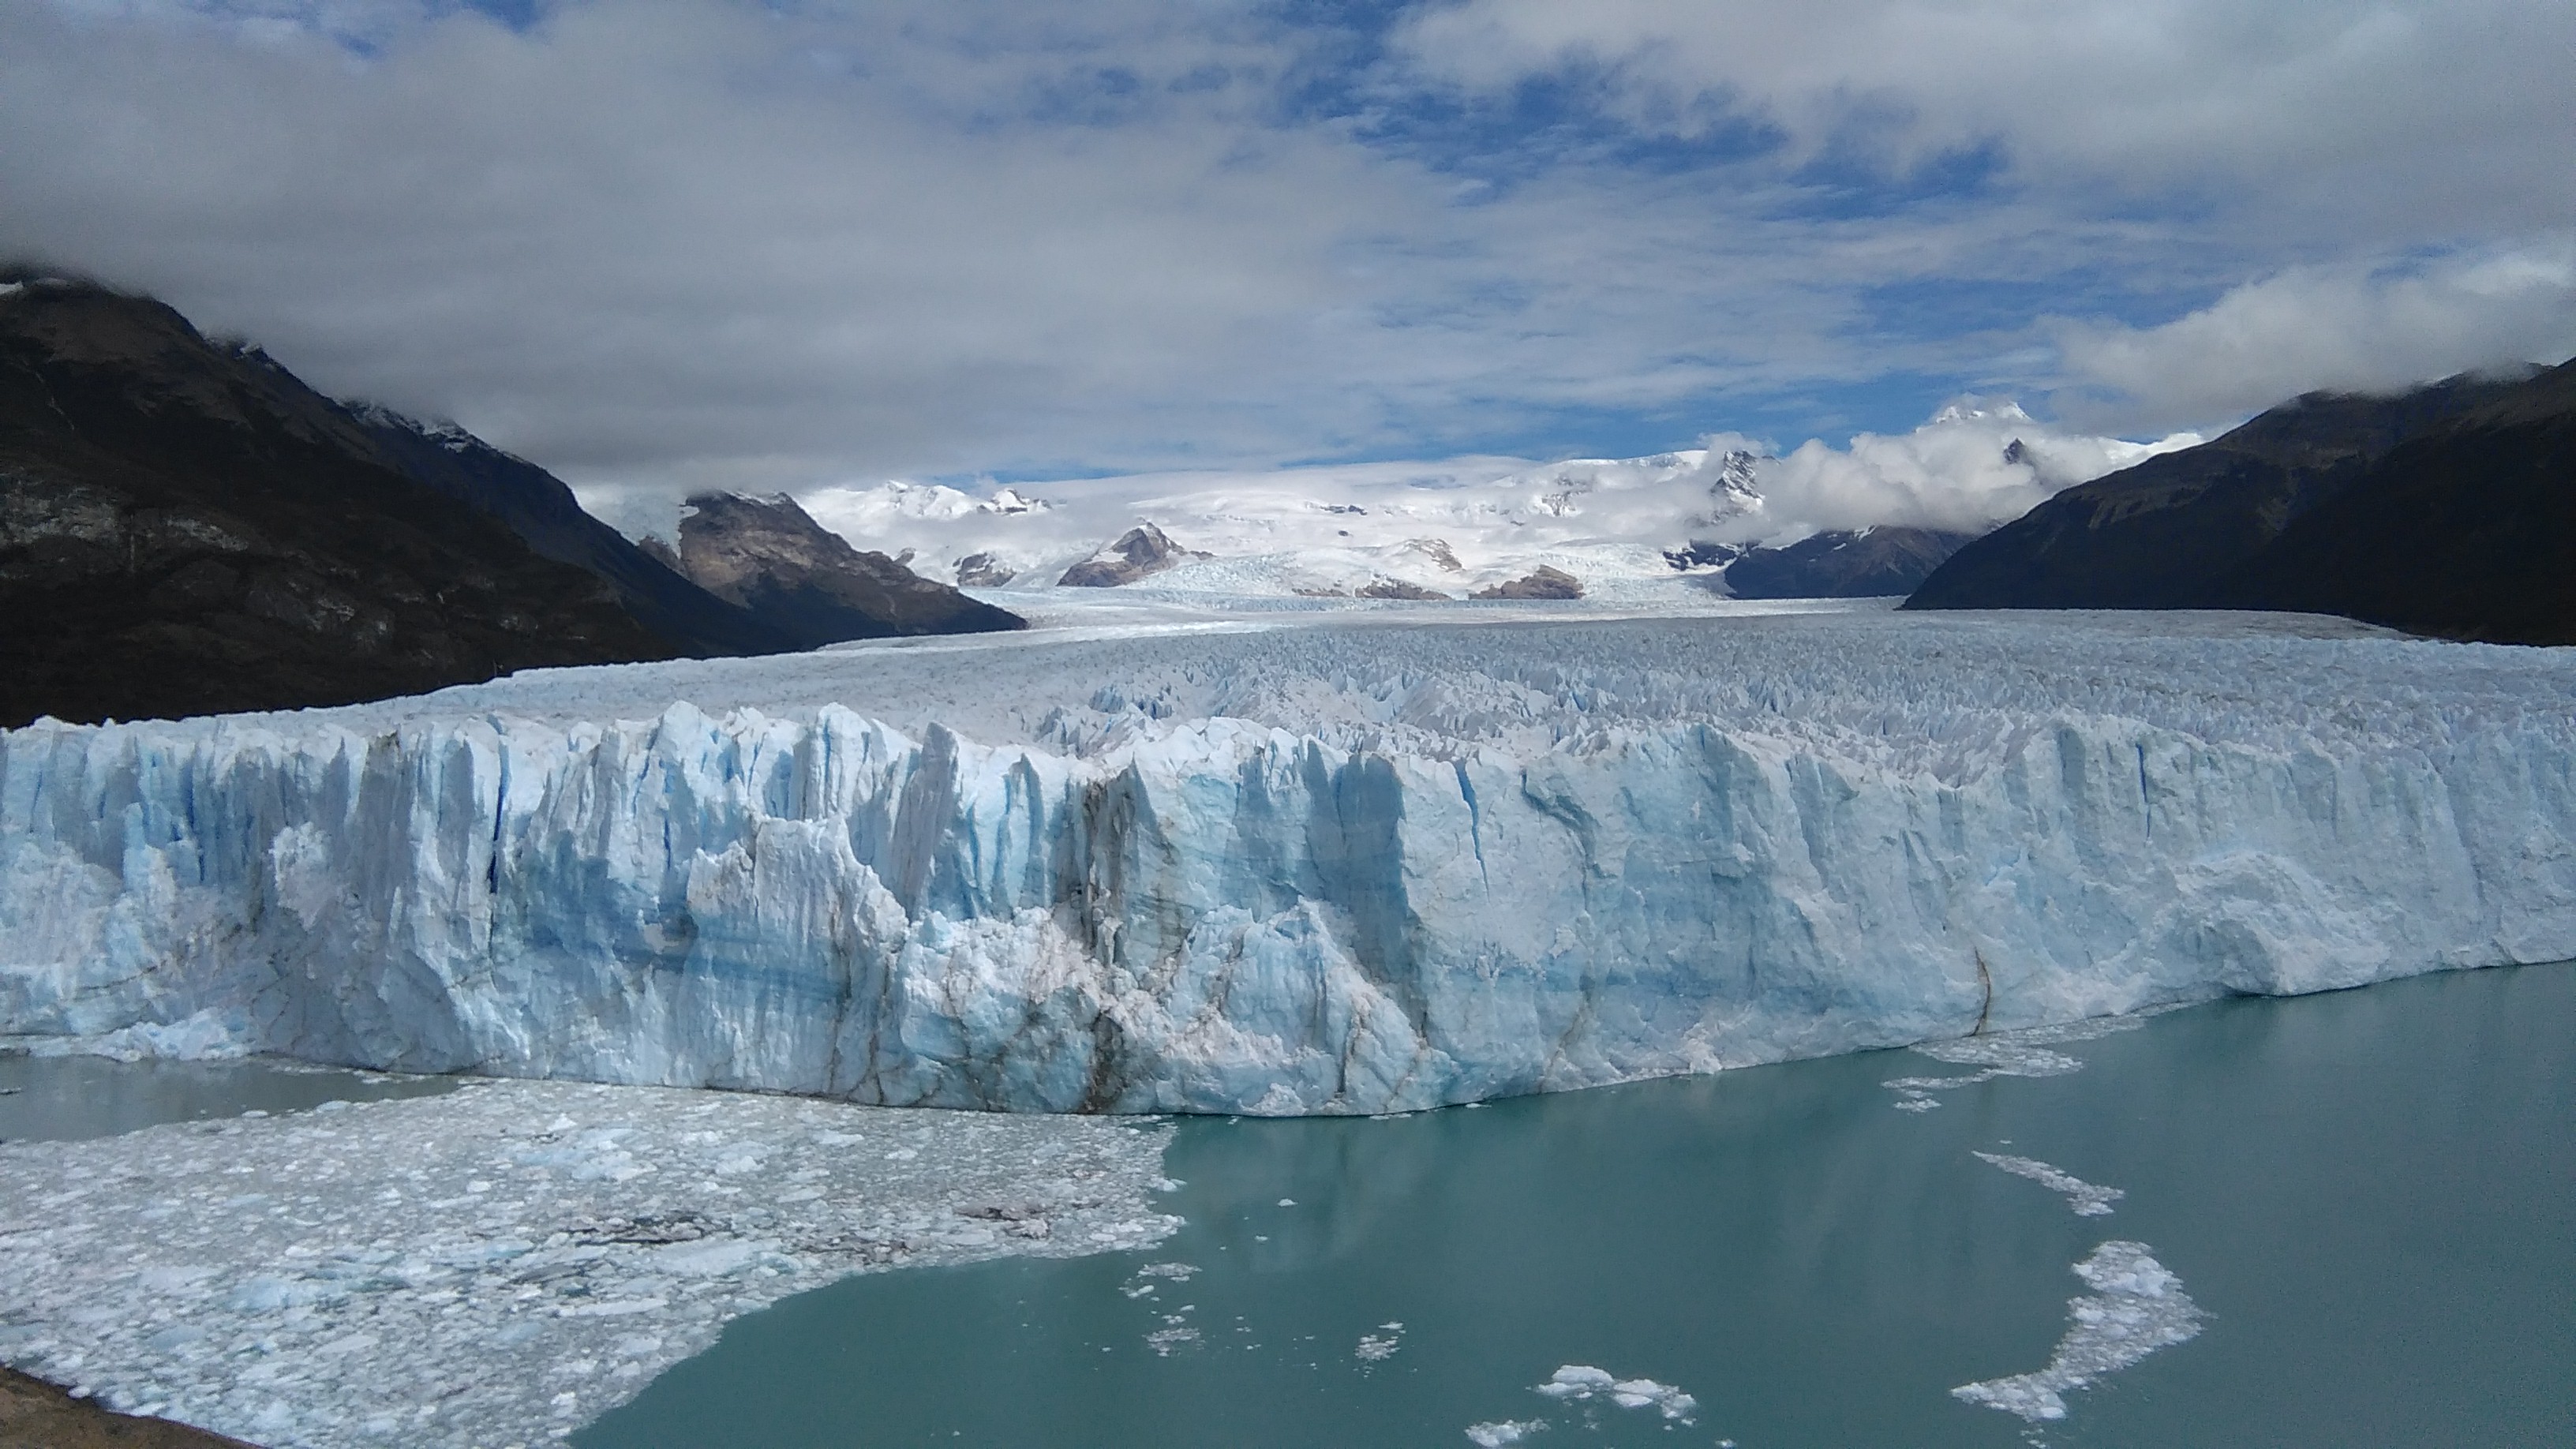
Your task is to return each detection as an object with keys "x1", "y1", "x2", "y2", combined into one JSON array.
[
  {"x1": 790, "y1": 421, "x2": 2162, "y2": 607},
  {"x1": 6, "y1": 269, "x2": 2563, "y2": 736},
  {"x1": 0, "y1": 275, "x2": 1019, "y2": 727}
]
